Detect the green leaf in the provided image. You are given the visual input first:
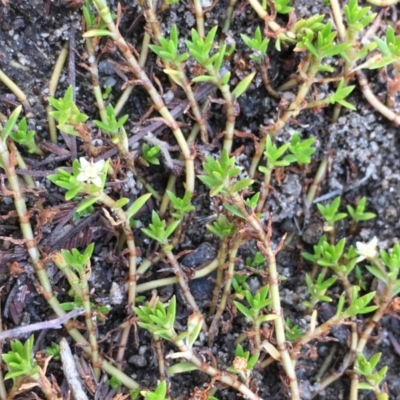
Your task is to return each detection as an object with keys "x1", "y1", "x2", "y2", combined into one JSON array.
[
  {"x1": 165, "y1": 219, "x2": 180, "y2": 239},
  {"x1": 246, "y1": 192, "x2": 260, "y2": 209},
  {"x1": 163, "y1": 68, "x2": 183, "y2": 86},
  {"x1": 168, "y1": 362, "x2": 199, "y2": 374},
  {"x1": 83, "y1": 29, "x2": 113, "y2": 37},
  {"x1": 126, "y1": 193, "x2": 151, "y2": 220},
  {"x1": 357, "y1": 383, "x2": 374, "y2": 390},
  {"x1": 223, "y1": 203, "x2": 245, "y2": 218},
  {"x1": 191, "y1": 75, "x2": 218, "y2": 84},
  {"x1": 57, "y1": 124, "x2": 81, "y2": 136},
  {"x1": 234, "y1": 301, "x2": 253, "y2": 319},
  {"x1": 213, "y1": 44, "x2": 227, "y2": 73},
  {"x1": 141, "y1": 228, "x2": 161, "y2": 242},
  {"x1": 1, "y1": 105, "x2": 22, "y2": 141},
  {"x1": 231, "y1": 178, "x2": 254, "y2": 193},
  {"x1": 337, "y1": 99, "x2": 356, "y2": 110},
  {"x1": 65, "y1": 186, "x2": 81, "y2": 201},
  {"x1": 220, "y1": 71, "x2": 231, "y2": 85},
  {"x1": 232, "y1": 72, "x2": 256, "y2": 99},
  {"x1": 258, "y1": 314, "x2": 278, "y2": 323},
  {"x1": 76, "y1": 196, "x2": 99, "y2": 213},
  {"x1": 113, "y1": 197, "x2": 130, "y2": 210},
  {"x1": 365, "y1": 265, "x2": 387, "y2": 284}
]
